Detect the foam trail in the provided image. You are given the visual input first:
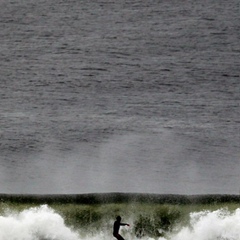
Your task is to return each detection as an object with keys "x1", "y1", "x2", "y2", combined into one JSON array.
[
  {"x1": 0, "y1": 205, "x2": 79, "y2": 240},
  {"x1": 170, "y1": 208, "x2": 240, "y2": 240}
]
